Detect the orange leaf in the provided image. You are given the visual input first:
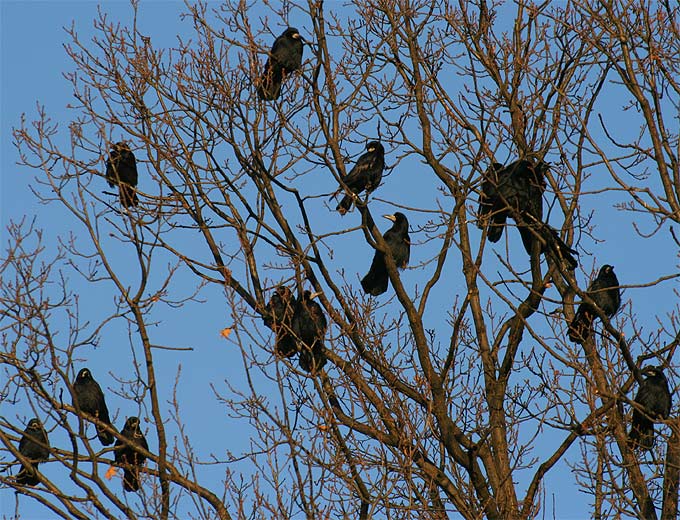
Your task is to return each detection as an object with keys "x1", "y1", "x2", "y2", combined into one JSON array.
[
  {"x1": 220, "y1": 327, "x2": 233, "y2": 339},
  {"x1": 105, "y1": 466, "x2": 117, "y2": 480}
]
